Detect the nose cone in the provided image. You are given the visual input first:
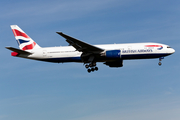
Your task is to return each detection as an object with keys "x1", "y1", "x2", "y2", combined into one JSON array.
[{"x1": 170, "y1": 48, "x2": 175, "y2": 54}]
